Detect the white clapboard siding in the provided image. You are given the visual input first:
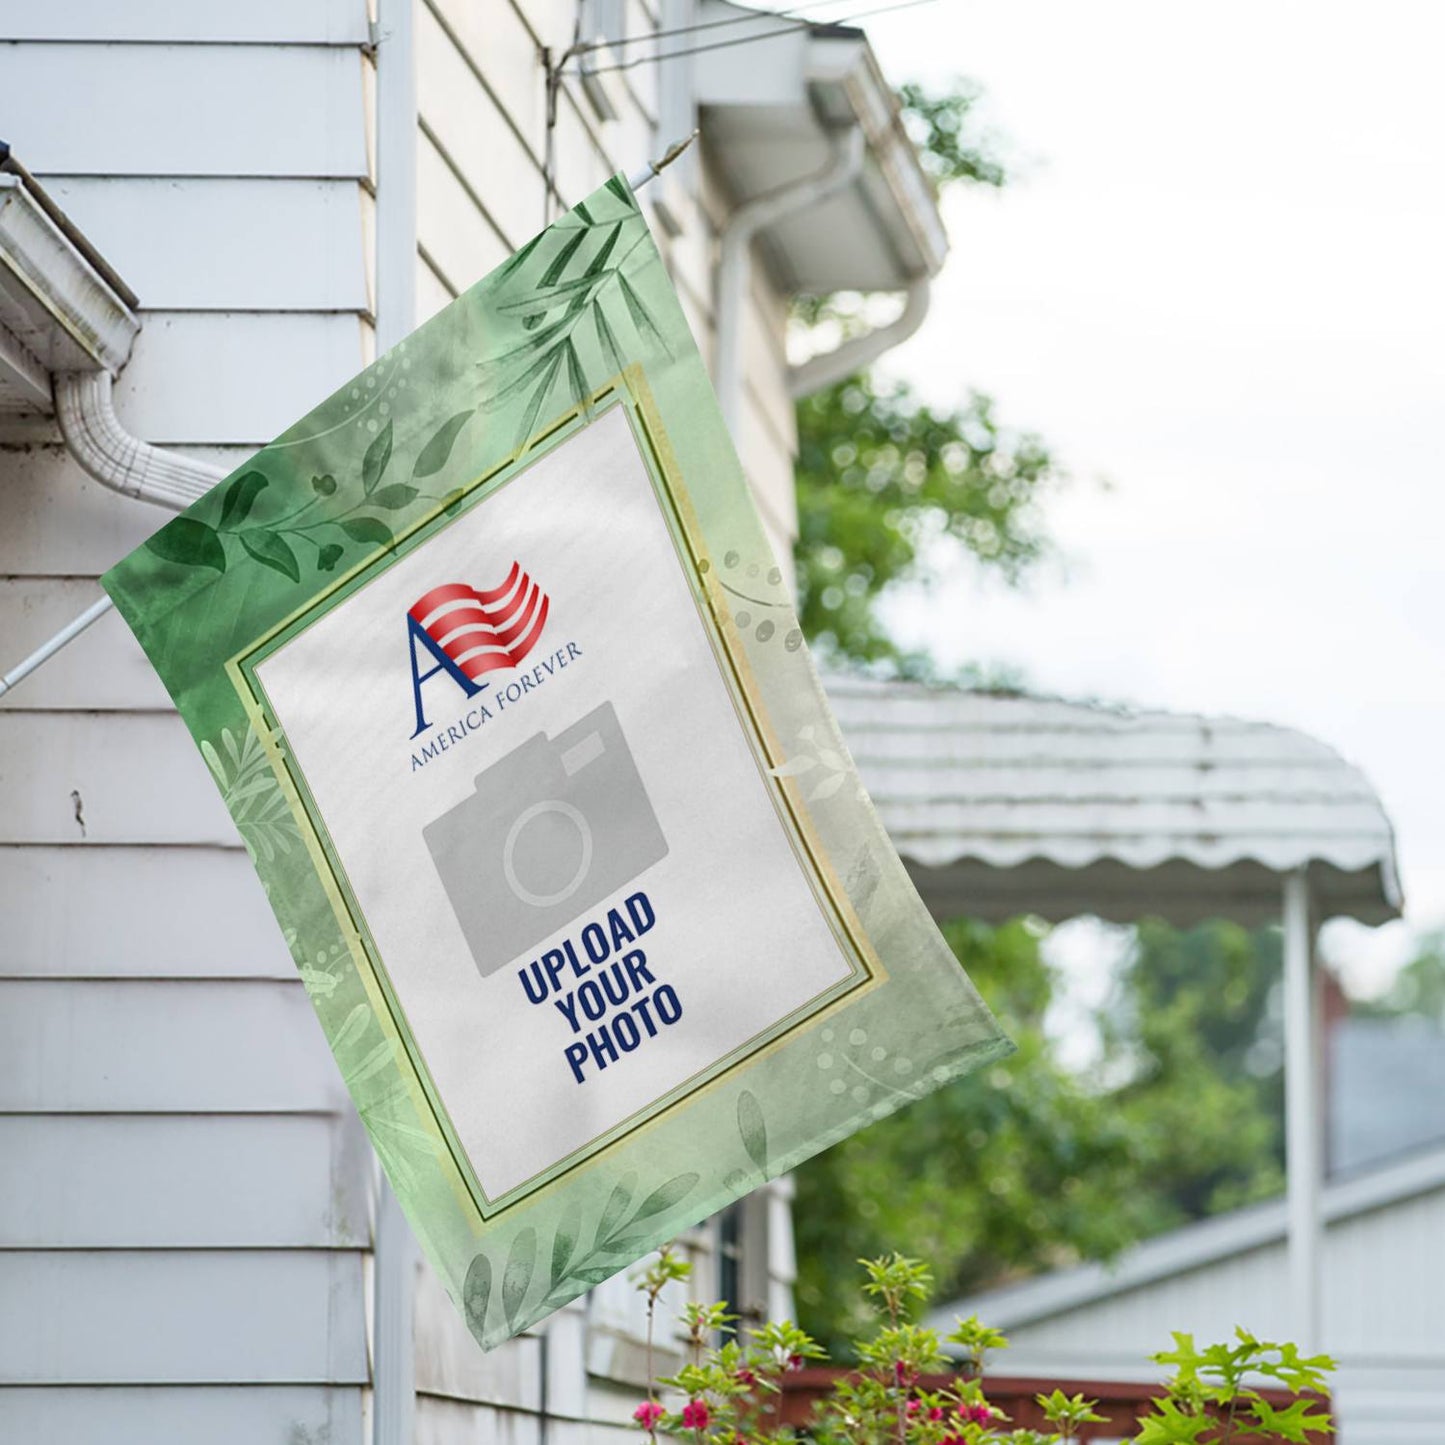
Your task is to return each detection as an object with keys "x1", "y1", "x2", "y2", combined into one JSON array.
[
  {"x1": 416, "y1": 1396, "x2": 545, "y2": 1445},
  {"x1": 0, "y1": 847, "x2": 294, "y2": 978},
  {"x1": 0, "y1": 579, "x2": 173, "y2": 712},
  {"x1": 549, "y1": 89, "x2": 643, "y2": 212},
  {"x1": 0, "y1": 713, "x2": 241, "y2": 845},
  {"x1": 0, "y1": 978, "x2": 347, "y2": 1113},
  {"x1": 0, "y1": 1385, "x2": 365, "y2": 1445},
  {"x1": 0, "y1": 1113, "x2": 370, "y2": 1247},
  {"x1": 0, "y1": 0, "x2": 368, "y2": 44},
  {"x1": 415, "y1": 1256, "x2": 543, "y2": 1408},
  {"x1": 0, "y1": 1250, "x2": 368, "y2": 1384},
  {"x1": 416, "y1": 5, "x2": 552, "y2": 254},
  {"x1": 417, "y1": 130, "x2": 514, "y2": 295},
  {"x1": 418, "y1": 253, "x2": 459, "y2": 323},
  {"x1": 113, "y1": 311, "x2": 368, "y2": 445},
  {"x1": 426, "y1": 0, "x2": 548, "y2": 168},
  {"x1": 3, "y1": 45, "x2": 369, "y2": 180},
  {"x1": 0, "y1": 446, "x2": 255, "y2": 577},
  {"x1": 42, "y1": 178, "x2": 370, "y2": 313}
]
